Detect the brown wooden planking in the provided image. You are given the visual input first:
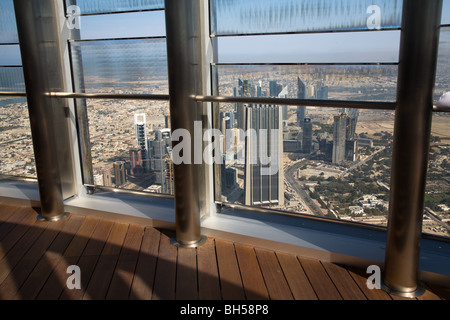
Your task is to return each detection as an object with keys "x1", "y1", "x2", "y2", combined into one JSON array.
[
  {"x1": 347, "y1": 267, "x2": 392, "y2": 300},
  {"x1": 0, "y1": 207, "x2": 34, "y2": 242},
  {"x1": 197, "y1": 237, "x2": 221, "y2": 300},
  {"x1": 176, "y1": 247, "x2": 198, "y2": 300},
  {"x1": 0, "y1": 209, "x2": 40, "y2": 261},
  {"x1": 36, "y1": 216, "x2": 100, "y2": 300},
  {"x1": 254, "y1": 248, "x2": 293, "y2": 300},
  {"x1": 418, "y1": 285, "x2": 443, "y2": 300},
  {"x1": 321, "y1": 262, "x2": 367, "y2": 300},
  {"x1": 0, "y1": 220, "x2": 50, "y2": 287},
  {"x1": 0, "y1": 217, "x2": 68, "y2": 299},
  {"x1": 106, "y1": 224, "x2": 145, "y2": 300},
  {"x1": 152, "y1": 232, "x2": 177, "y2": 300},
  {"x1": 276, "y1": 252, "x2": 318, "y2": 300},
  {"x1": 13, "y1": 215, "x2": 85, "y2": 300},
  {"x1": 129, "y1": 227, "x2": 161, "y2": 300},
  {"x1": 0, "y1": 204, "x2": 23, "y2": 226},
  {"x1": 59, "y1": 218, "x2": 114, "y2": 300},
  {"x1": 424, "y1": 284, "x2": 450, "y2": 300},
  {"x1": 215, "y1": 239, "x2": 246, "y2": 300},
  {"x1": 82, "y1": 222, "x2": 129, "y2": 300},
  {"x1": 299, "y1": 258, "x2": 343, "y2": 300},
  {"x1": 235, "y1": 243, "x2": 269, "y2": 300}
]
